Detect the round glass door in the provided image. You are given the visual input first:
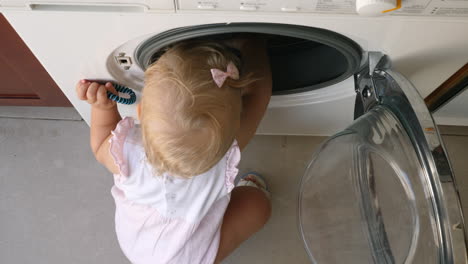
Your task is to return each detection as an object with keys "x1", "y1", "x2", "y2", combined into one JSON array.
[
  {"x1": 299, "y1": 106, "x2": 441, "y2": 263},
  {"x1": 298, "y1": 60, "x2": 467, "y2": 263}
]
